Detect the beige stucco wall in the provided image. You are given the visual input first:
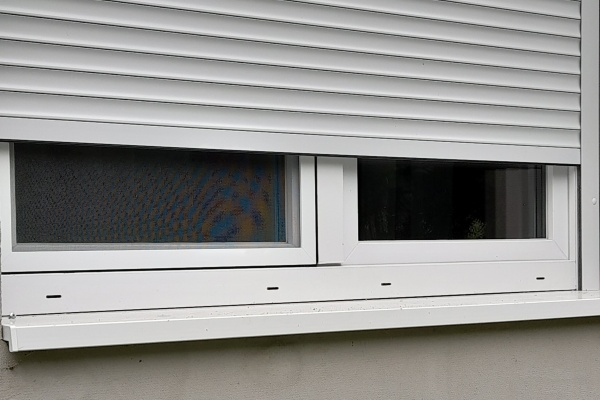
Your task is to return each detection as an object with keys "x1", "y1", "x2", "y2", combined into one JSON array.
[{"x1": 1, "y1": 317, "x2": 600, "y2": 399}]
